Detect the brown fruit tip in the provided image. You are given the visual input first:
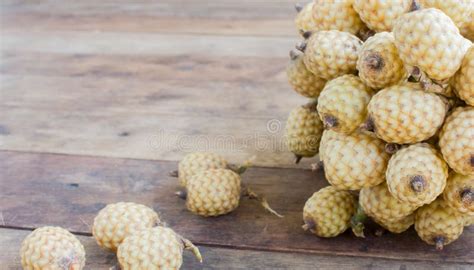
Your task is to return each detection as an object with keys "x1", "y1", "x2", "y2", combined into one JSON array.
[
  {"x1": 357, "y1": 28, "x2": 376, "y2": 42},
  {"x1": 175, "y1": 190, "x2": 187, "y2": 200},
  {"x1": 365, "y1": 54, "x2": 384, "y2": 71},
  {"x1": 311, "y1": 161, "x2": 324, "y2": 171},
  {"x1": 295, "y1": 154, "x2": 303, "y2": 164},
  {"x1": 169, "y1": 170, "x2": 179, "y2": 178},
  {"x1": 410, "y1": 0, "x2": 421, "y2": 12},
  {"x1": 360, "y1": 117, "x2": 375, "y2": 132},
  {"x1": 460, "y1": 188, "x2": 473, "y2": 206},
  {"x1": 289, "y1": 50, "x2": 299, "y2": 60},
  {"x1": 295, "y1": 41, "x2": 307, "y2": 52},
  {"x1": 410, "y1": 175, "x2": 426, "y2": 193},
  {"x1": 434, "y1": 236, "x2": 445, "y2": 251},
  {"x1": 385, "y1": 143, "x2": 401, "y2": 154},
  {"x1": 470, "y1": 155, "x2": 474, "y2": 167},
  {"x1": 302, "y1": 218, "x2": 316, "y2": 232},
  {"x1": 302, "y1": 31, "x2": 313, "y2": 39},
  {"x1": 323, "y1": 115, "x2": 338, "y2": 129},
  {"x1": 295, "y1": 3, "x2": 303, "y2": 13}
]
